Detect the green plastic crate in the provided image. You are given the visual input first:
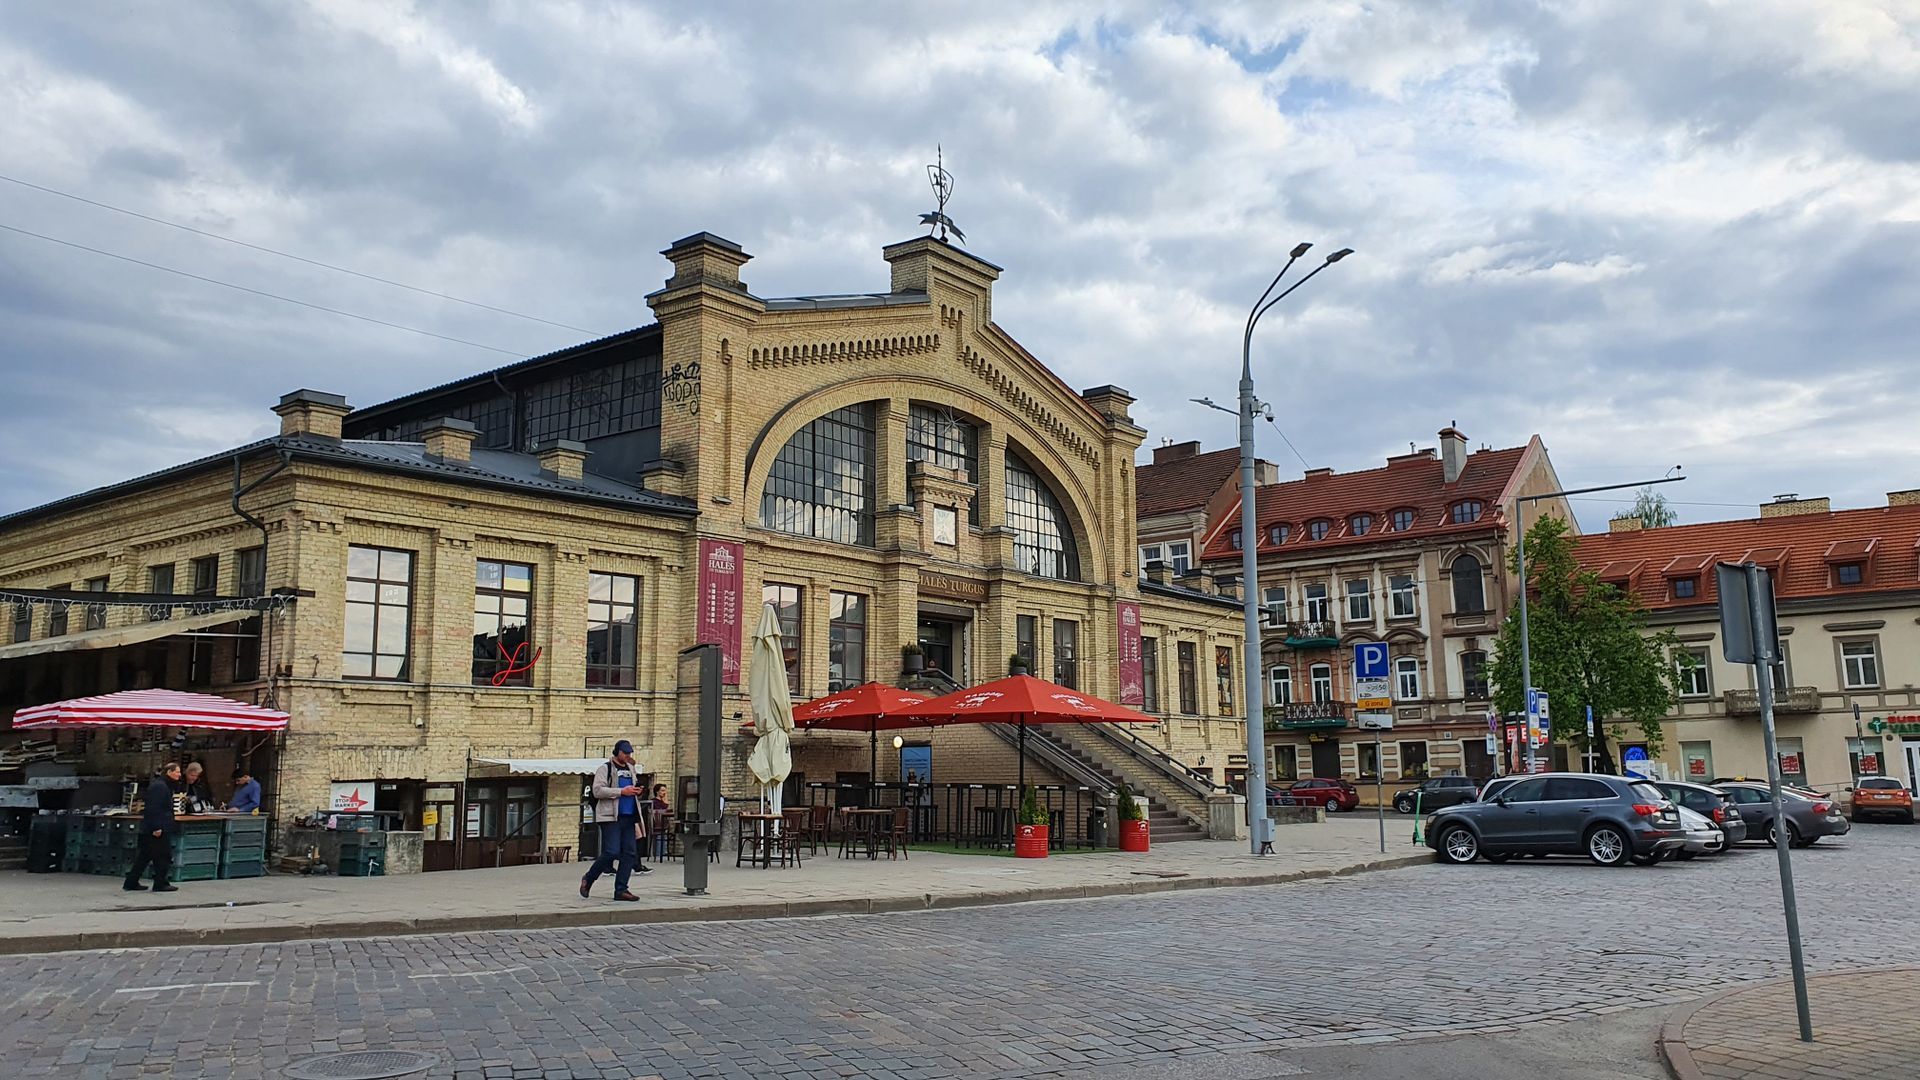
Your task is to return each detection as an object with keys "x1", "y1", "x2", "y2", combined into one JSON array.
[{"x1": 222, "y1": 859, "x2": 264, "y2": 879}]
